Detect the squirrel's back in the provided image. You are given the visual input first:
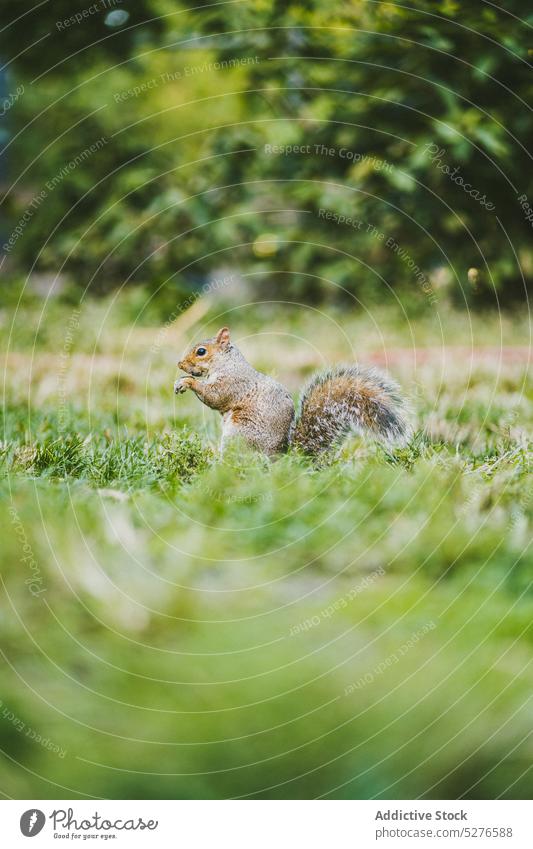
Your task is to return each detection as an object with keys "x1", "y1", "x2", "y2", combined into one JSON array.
[
  {"x1": 226, "y1": 372, "x2": 294, "y2": 454},
  {"x1": 291, "y1": 364, "x2": 411, "y2": 455}
]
